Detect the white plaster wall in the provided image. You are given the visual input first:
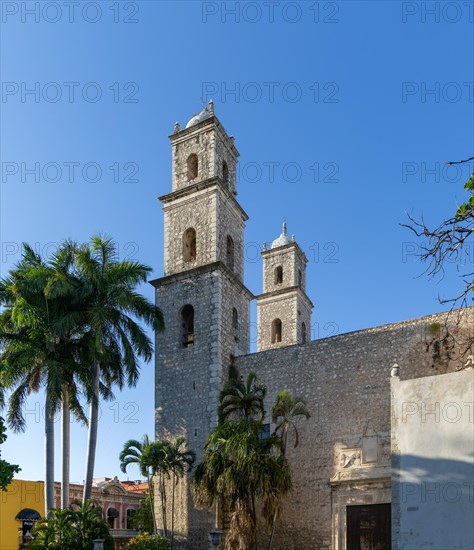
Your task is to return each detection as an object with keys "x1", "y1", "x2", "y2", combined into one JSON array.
[{"x1": 391, "y1": 369, "x2": 474, "y2": 549}]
